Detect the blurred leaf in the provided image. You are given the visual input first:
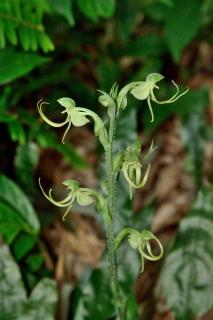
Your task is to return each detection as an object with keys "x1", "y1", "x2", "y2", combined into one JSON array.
[
  {"x1": 50, "y1": 0, "x2": 75, "y2": 26},
  {"x1": 165, "y1": 0, "x2": 202, "y2": 62},
  {"x1": 8, "y1": 120, "x2": 26, "y2": 145},
  {"x1": 0, "y1": 48, "x2": 49, "y2": 85},
  {"x1": 72, "y1": 268, "x2": 115, "y2": 320},
  {"x1": 21, "y1": 278, "x2": 57, "y2": 320},
  {"x1": 97, "y1": 57, "x2": 121, "y2": 91},
  {"x1": 76, "y1": 0, "x2": 115, "y2": 22},
  {"x1": 0, "y1": 175, "x2": 40, "y2": 237},
  {"x1": 0, "y1": 245, "x2": 26, "y2": 318},
  {"x1": 14, "y1": 142, "x2": 40, "y2": 197},
  {"x1": 115, "y1": 0, "x2": 139, "y2": 41},
  {"x1": 12, "y1": 233, "x2": 37, "y2": 261},
  {"x1": 123, "y1": 34, "x2": 166, "y2": 58},
  {"x1": 25, "y1": 254, "x2": 44, "y2": 272},
  {"x1": 0, "y1": 245, "x2": 57, "y2": 320},
  {"x1": 162, "y1": 187, "x2": 213, "y2": 320},
  {"x1": 0, "y1": 0, "x2": 53, "y2": 53},
  {"x1": 181, "y1": 113, "x2": 206, "y2": 188},
  {"x1": 124, "y1": 293, "x2": 137, "y2": 320}
]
